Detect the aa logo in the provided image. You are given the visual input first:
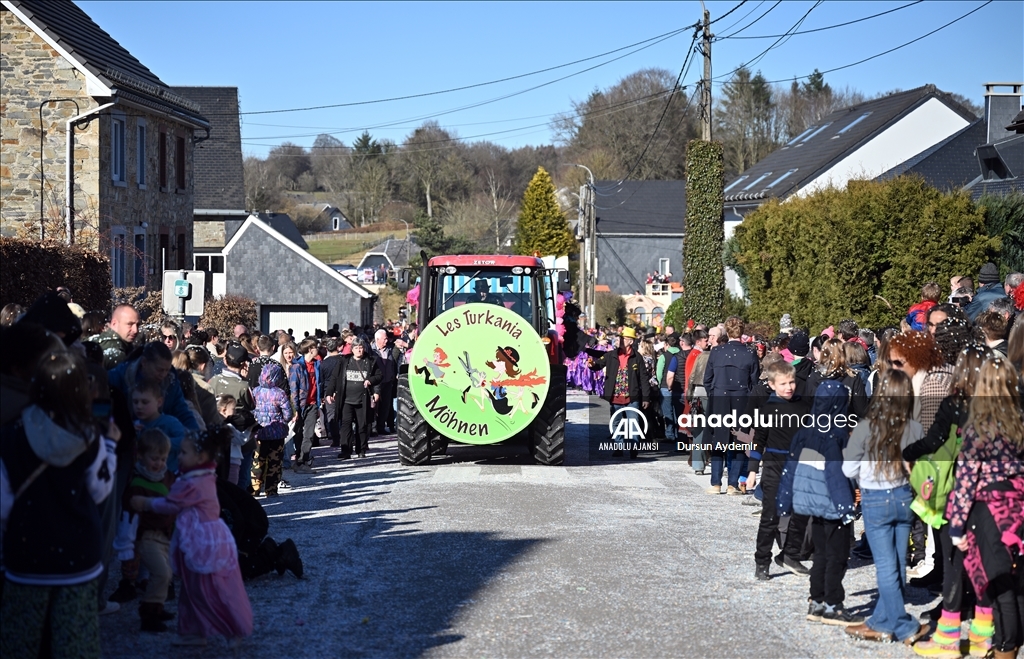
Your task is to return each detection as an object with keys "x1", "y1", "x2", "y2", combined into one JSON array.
[{"x1": 608, "y1": 407, "x2": 648, "y2": 441}]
